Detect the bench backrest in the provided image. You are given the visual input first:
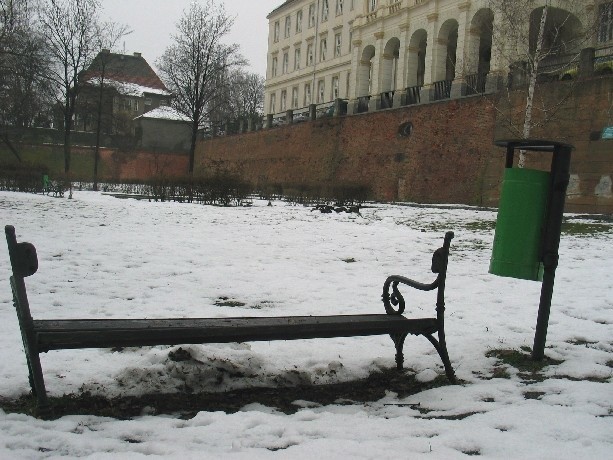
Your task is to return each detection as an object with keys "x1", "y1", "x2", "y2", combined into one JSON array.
[{"x1": 5, "y1": 225, "x2": 38, "y2": 331}]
